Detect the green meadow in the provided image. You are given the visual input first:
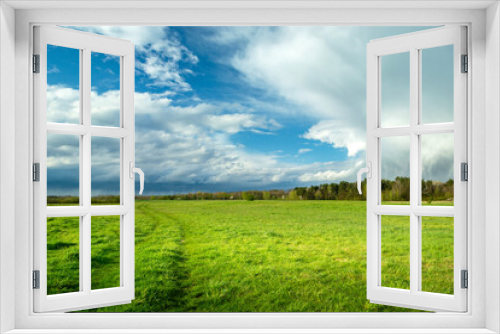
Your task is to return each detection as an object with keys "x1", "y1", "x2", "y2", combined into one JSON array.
[{"x1": 46, "y1": 200, "x2": 454, "y2": 312}]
